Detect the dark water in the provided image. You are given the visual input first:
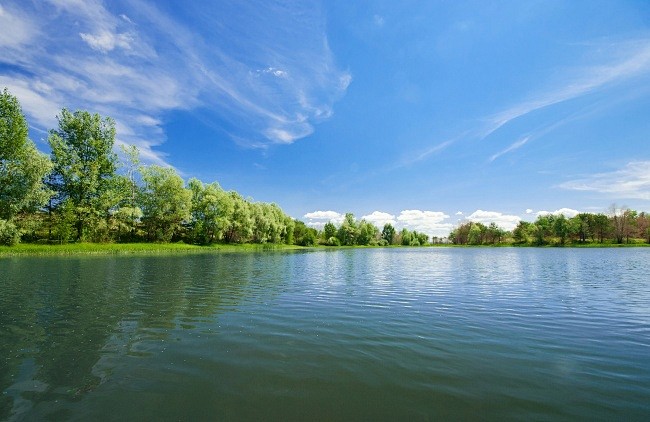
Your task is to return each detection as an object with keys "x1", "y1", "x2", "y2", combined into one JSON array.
[{"x1": 1, "y1": 248, "x2": 649, "y2": 421}]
